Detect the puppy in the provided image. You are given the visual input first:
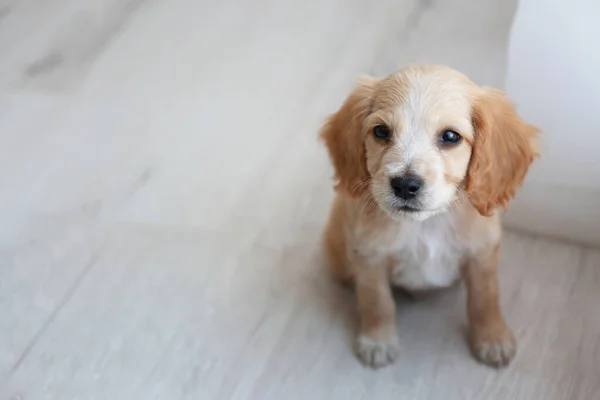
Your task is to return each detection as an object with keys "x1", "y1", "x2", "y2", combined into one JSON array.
[{"x1": 320, "y1": 65, "x2": 539, "y2": 369}]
